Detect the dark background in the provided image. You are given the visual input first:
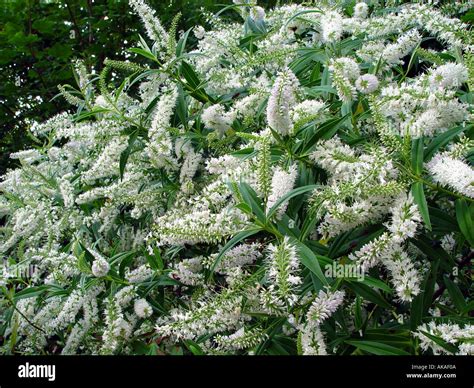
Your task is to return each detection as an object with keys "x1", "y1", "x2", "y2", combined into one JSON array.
[{"x1": 0, "y1": 355, "x2": 472, "y2": 387}]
